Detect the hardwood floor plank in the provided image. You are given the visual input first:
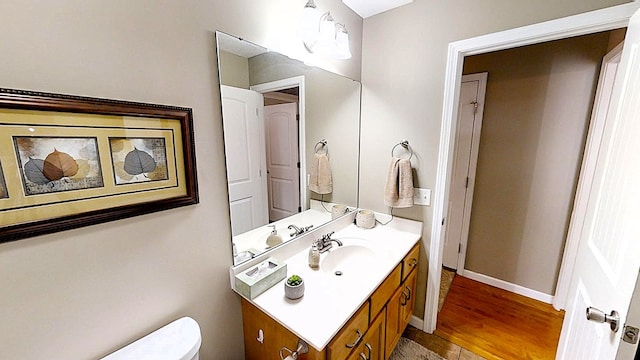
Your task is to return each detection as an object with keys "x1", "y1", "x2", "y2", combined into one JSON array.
[{"x1": 434, "y1": 275, "x2": 564, "y2": 360}]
